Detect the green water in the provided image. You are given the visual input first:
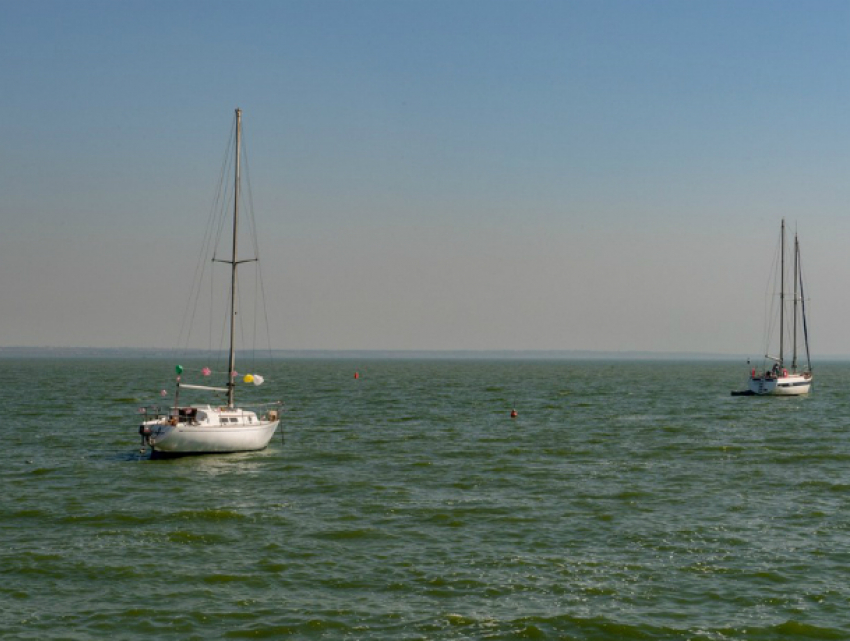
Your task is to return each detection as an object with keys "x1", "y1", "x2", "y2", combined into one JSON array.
[{"x1": 2, "y1": 358, "x2": 849, "y2": 639}]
